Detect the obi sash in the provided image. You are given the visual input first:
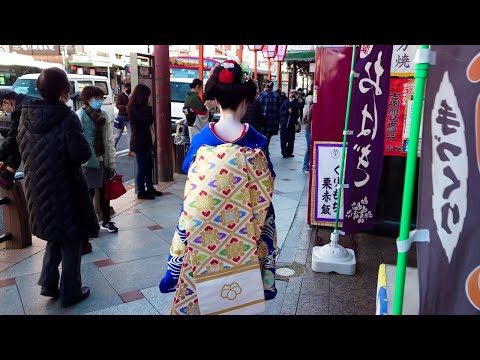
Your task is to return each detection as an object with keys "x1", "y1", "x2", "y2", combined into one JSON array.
[{"x1": 170, "y1": 143, "x2": 274, "y2": 315}]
